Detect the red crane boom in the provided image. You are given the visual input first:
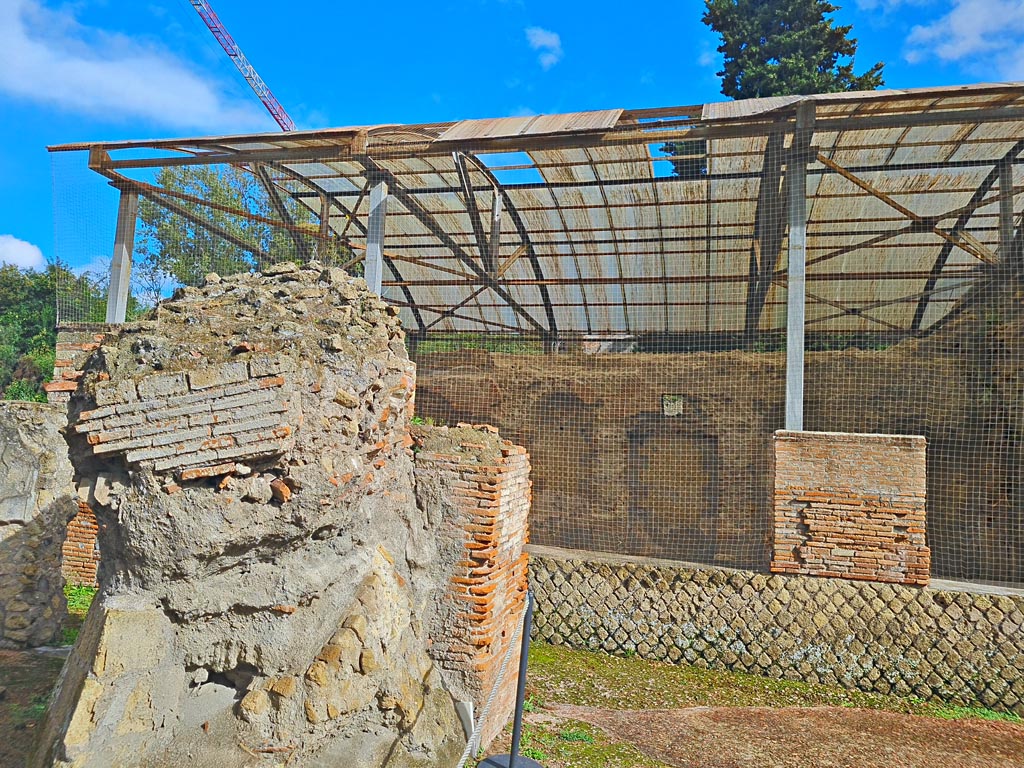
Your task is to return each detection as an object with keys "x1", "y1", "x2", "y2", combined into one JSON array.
[{"x1": 187, "y1": 0, "x2": 295, "y2": 131}]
